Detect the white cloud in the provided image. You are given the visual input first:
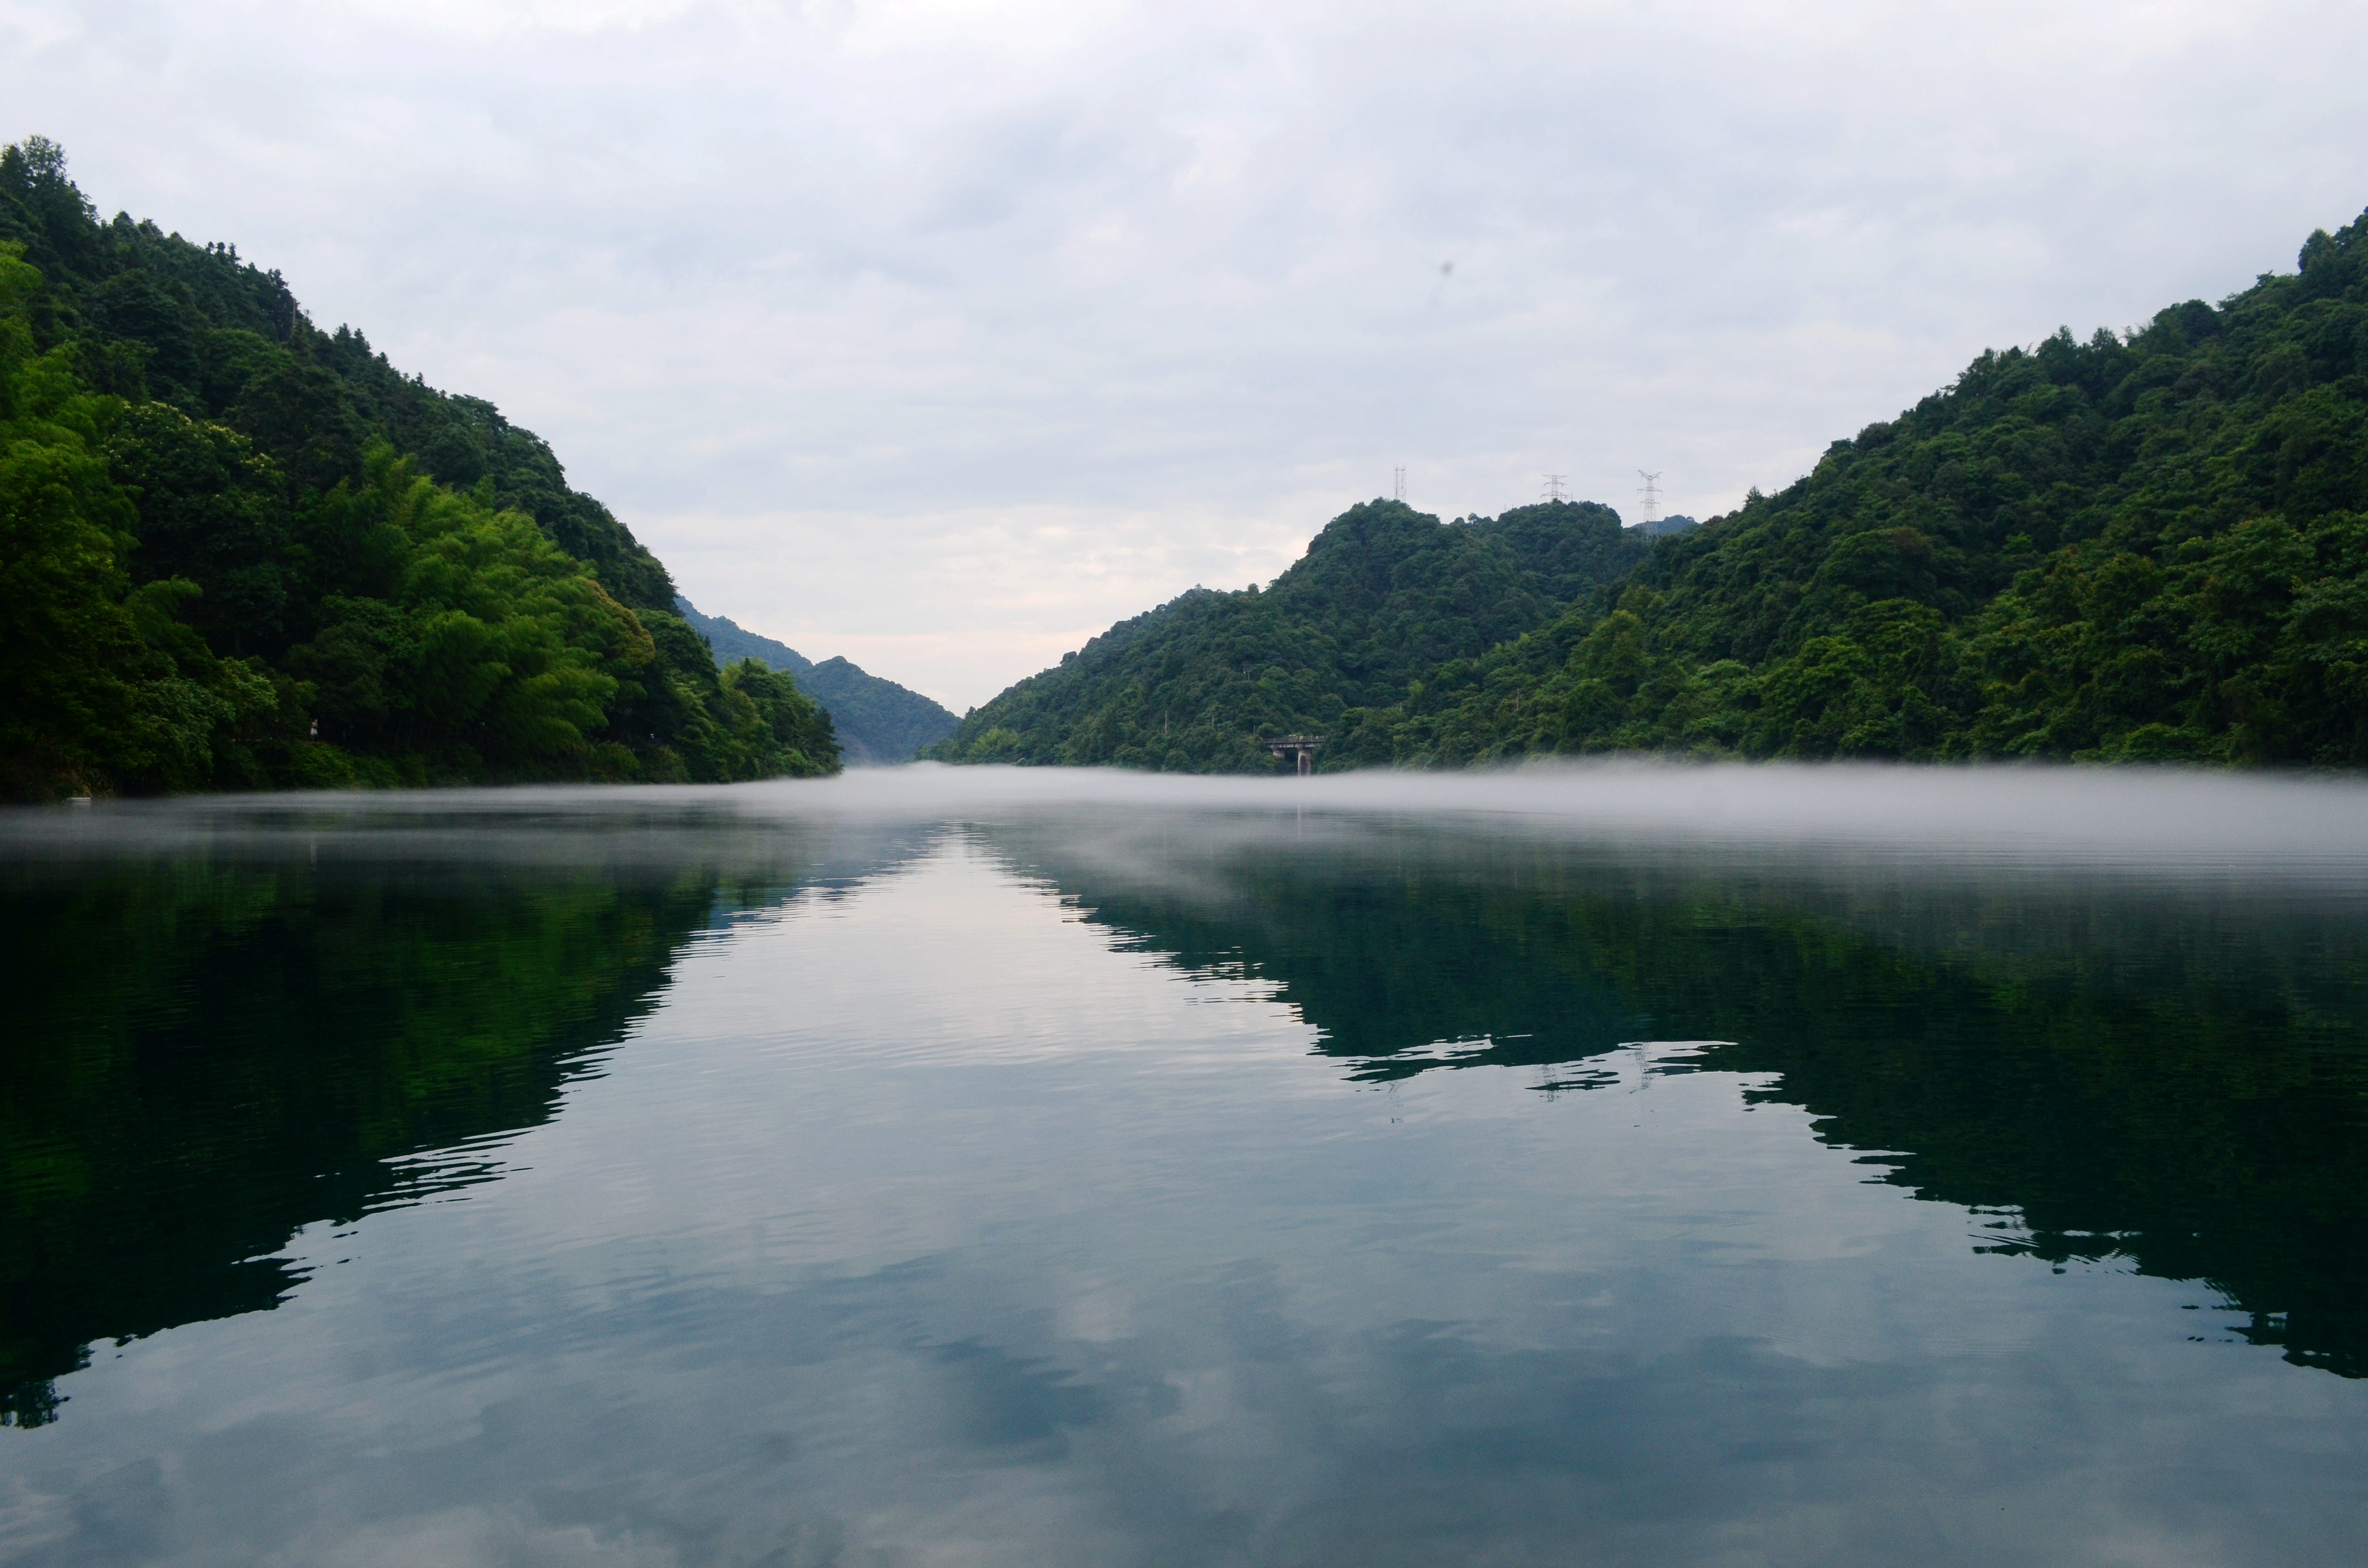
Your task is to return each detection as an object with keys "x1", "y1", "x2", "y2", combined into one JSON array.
[{"x1": 3, "y1": 0, "x2": 2365, "y2": 704}]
